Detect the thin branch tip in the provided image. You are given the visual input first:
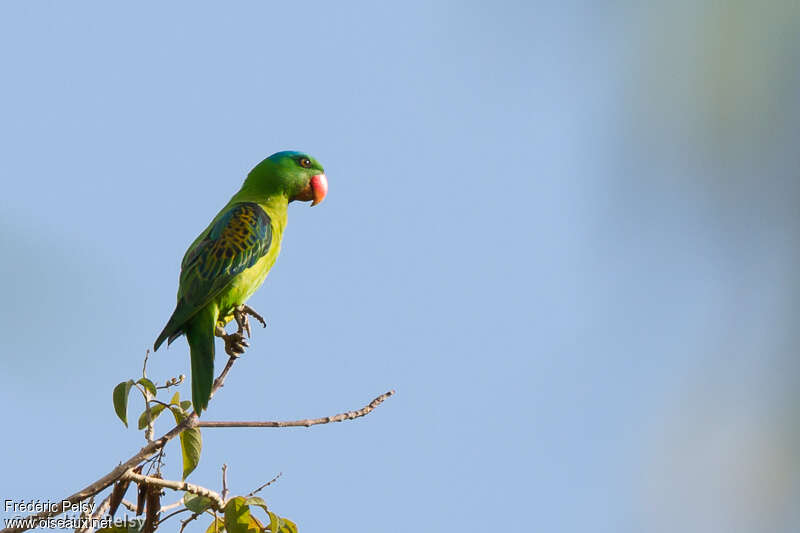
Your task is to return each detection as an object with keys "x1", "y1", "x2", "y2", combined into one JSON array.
[{"x1": 196, "y1": 389, "x2": 396, "y2": 429}]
